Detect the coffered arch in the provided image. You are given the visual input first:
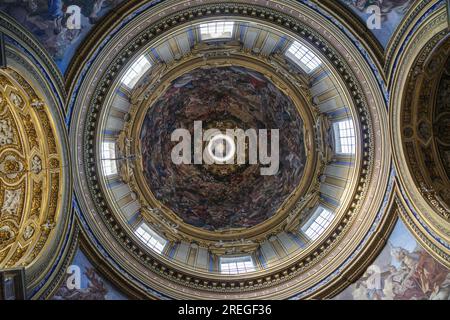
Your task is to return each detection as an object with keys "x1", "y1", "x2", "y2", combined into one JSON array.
[{"x1": 0, "y1": 11, "x2": 73, "y2": 298}]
